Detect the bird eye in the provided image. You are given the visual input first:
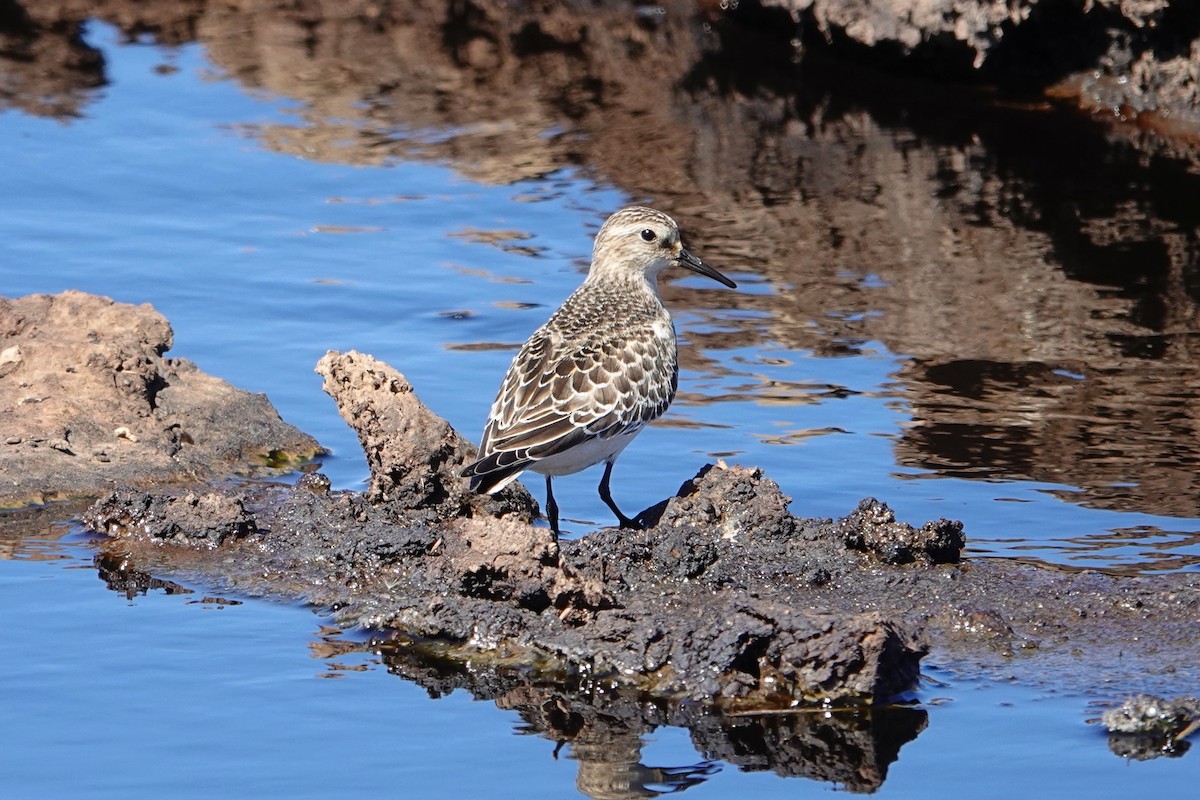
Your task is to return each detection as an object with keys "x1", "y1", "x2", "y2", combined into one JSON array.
[{"x1": 640, "y1": 229, "x2": 657, "y2": 242}]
